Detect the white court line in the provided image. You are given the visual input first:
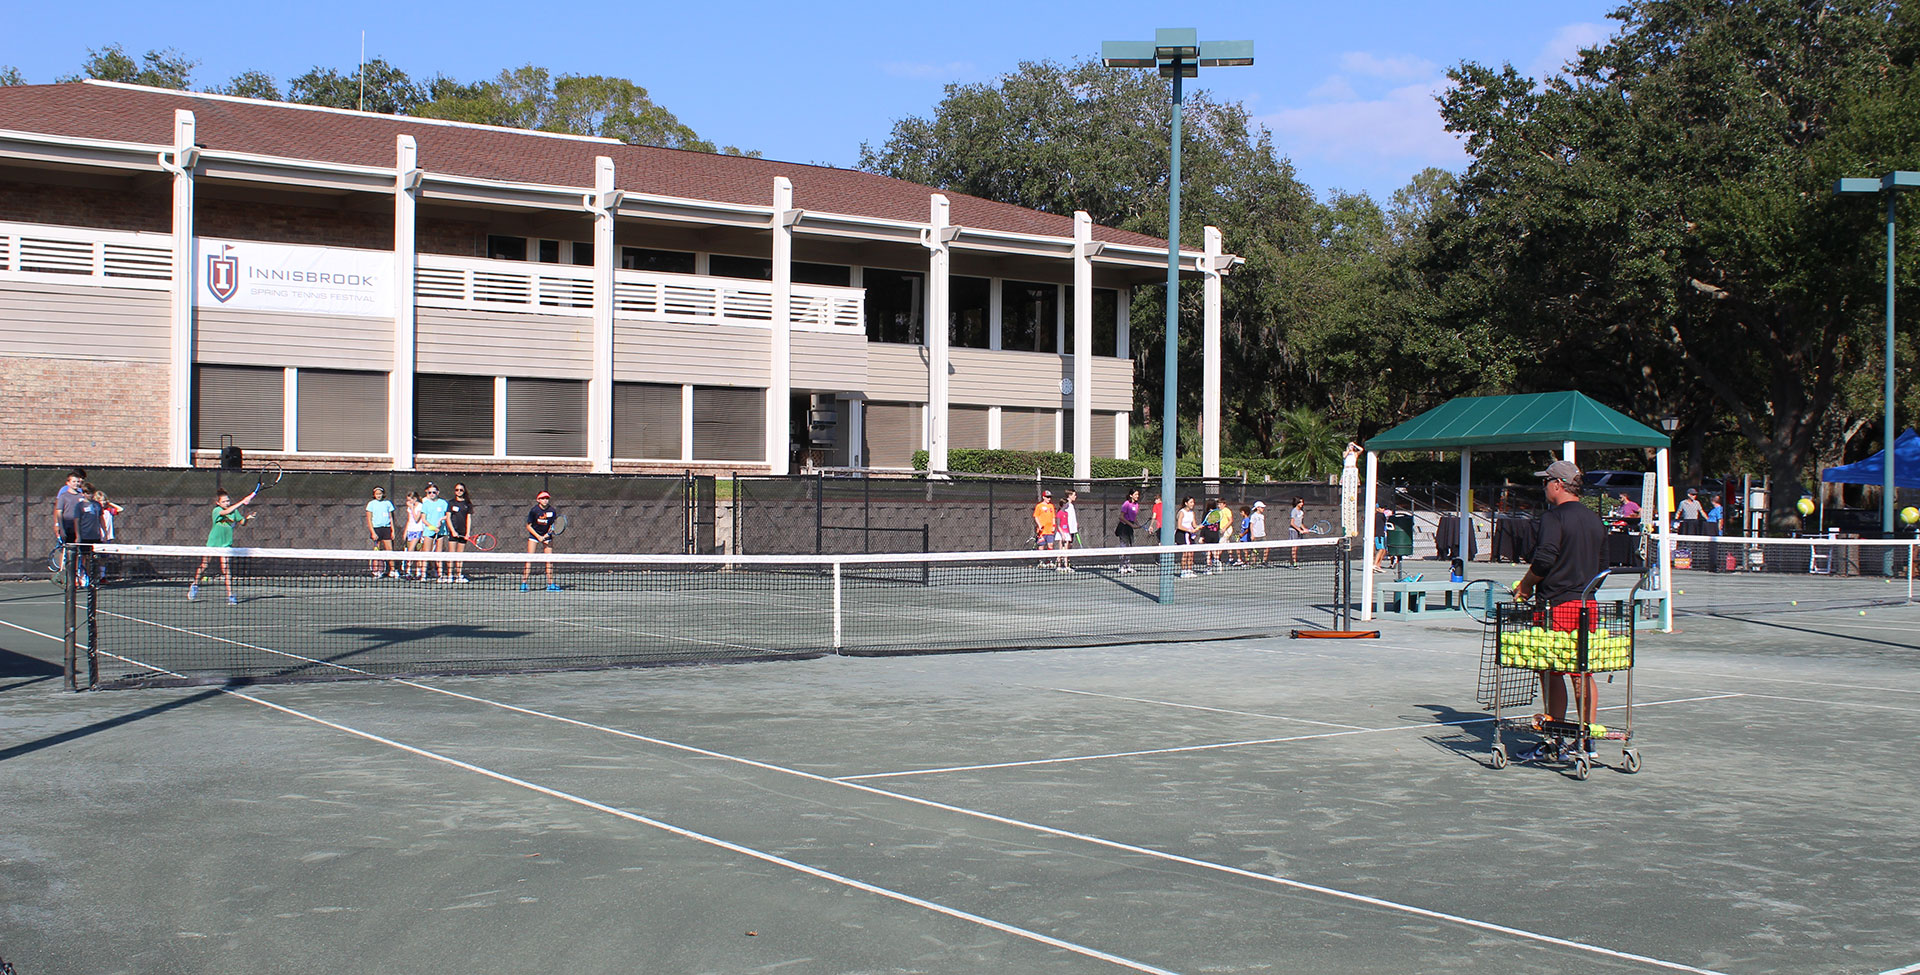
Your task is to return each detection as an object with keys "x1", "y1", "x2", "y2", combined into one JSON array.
[
  {"x1": 1047, "y1": 688, "x2": 1370, "y2": 730},
  {"x1": 1880, "y1": 960, "x2": 1920, "y2": 975},
  {"x1": 838, "y1": 695, "x2": 1744, "y2": 781},
  {"x1": 19, "y1": 613, "x2": 1733, "y2": 975},
  {"x1": 5, "y1": 619, "x2": 1178, "y2": 975},
  {"x1": 1726, "y1": 692, "x2": 1920, "y2": 716}
]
